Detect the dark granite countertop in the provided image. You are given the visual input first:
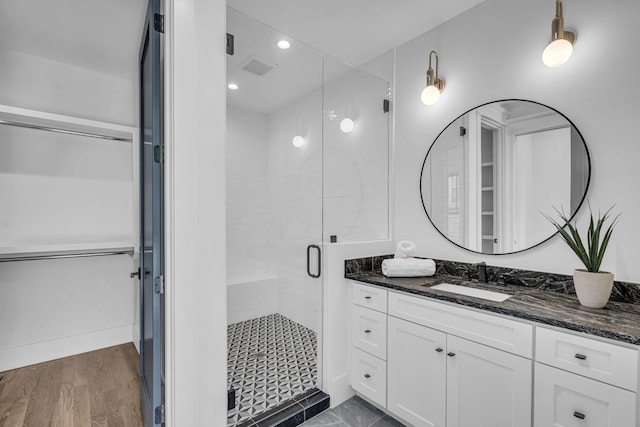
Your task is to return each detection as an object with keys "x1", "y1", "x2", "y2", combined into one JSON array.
[{"x1": 346, "y1": 270, "x2": 640, "y2": 346}]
